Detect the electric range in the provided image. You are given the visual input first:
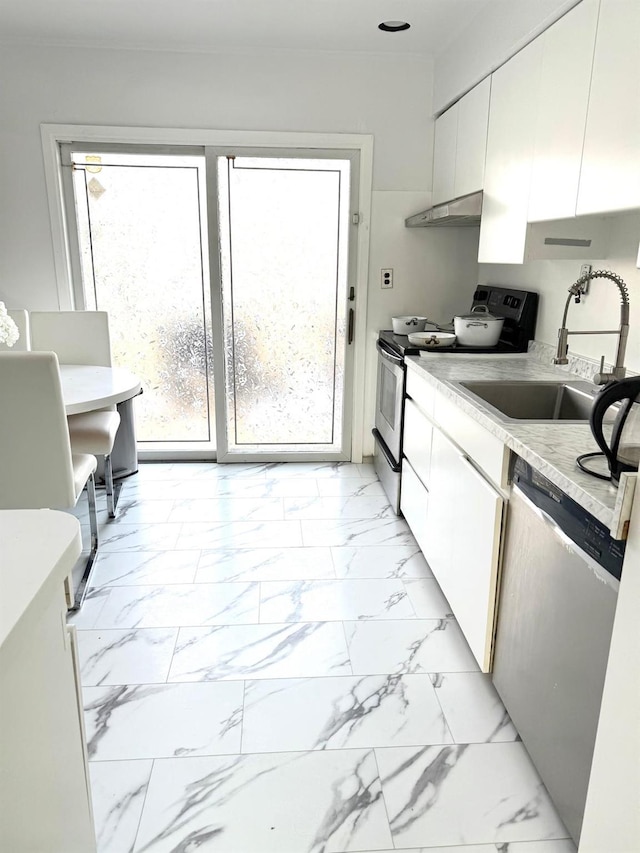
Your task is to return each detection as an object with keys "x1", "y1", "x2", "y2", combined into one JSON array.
[{"x1": 373, "y1": 286, "x2": 539, "y2": 514}]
